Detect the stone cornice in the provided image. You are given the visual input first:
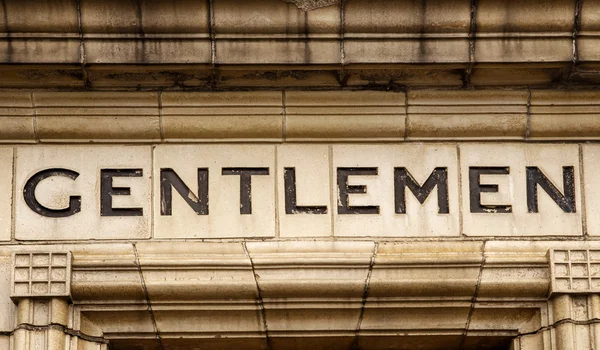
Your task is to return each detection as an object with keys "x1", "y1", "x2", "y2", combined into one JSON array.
[
  {"x1": 0, "y1": 0, "x2": 598, "y2": 88},
  {"x1": 2, "y1": 89, "x2": 600, "y2": 143},
  {"x1": 0, "y1": 240, "x2": 588, "y2": 348}
]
